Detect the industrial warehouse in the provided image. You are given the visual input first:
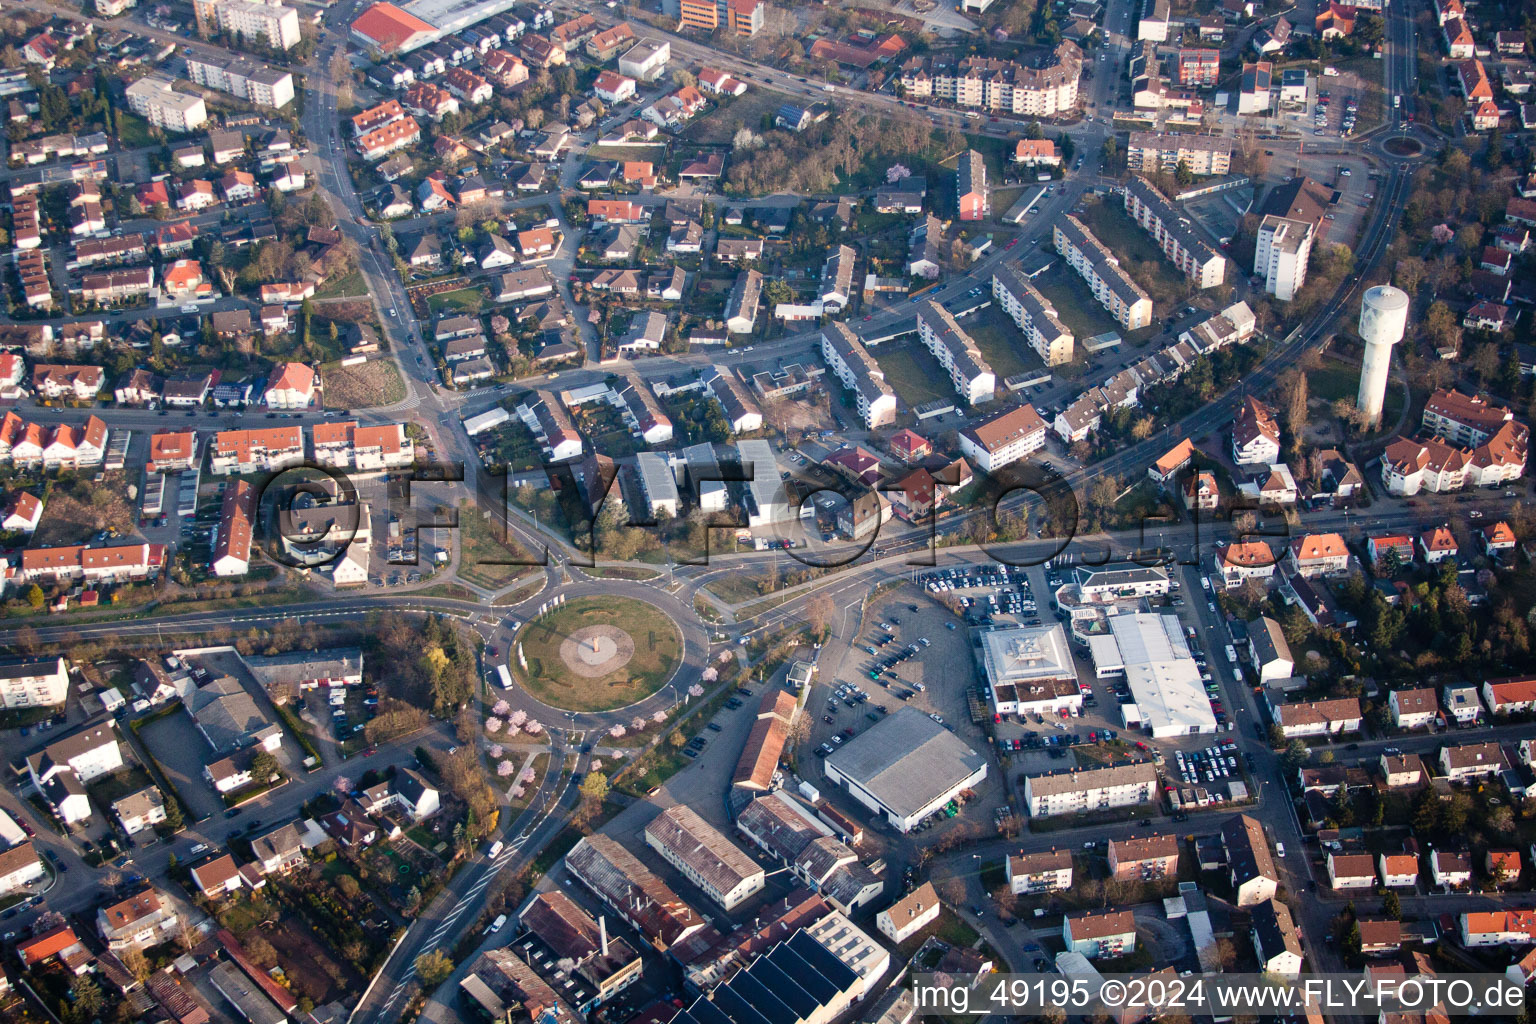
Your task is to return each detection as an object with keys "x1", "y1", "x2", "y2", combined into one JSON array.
[
  {"x1": 822, "y1": 707, "x2": 988, "y2": 833},
  {"x1": 1088, "y1": 613, "x2": 1217, "y2": 737}
]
